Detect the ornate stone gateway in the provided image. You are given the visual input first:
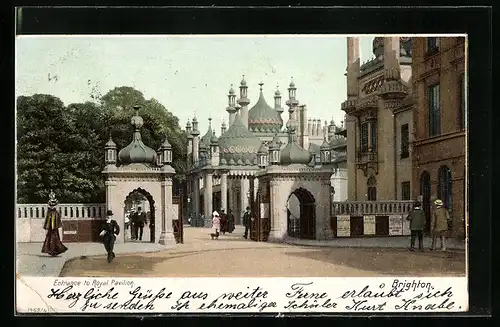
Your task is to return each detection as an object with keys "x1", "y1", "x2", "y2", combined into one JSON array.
[{"x1": 102, "y1": 105, "x2": 178, "y2": 247}]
